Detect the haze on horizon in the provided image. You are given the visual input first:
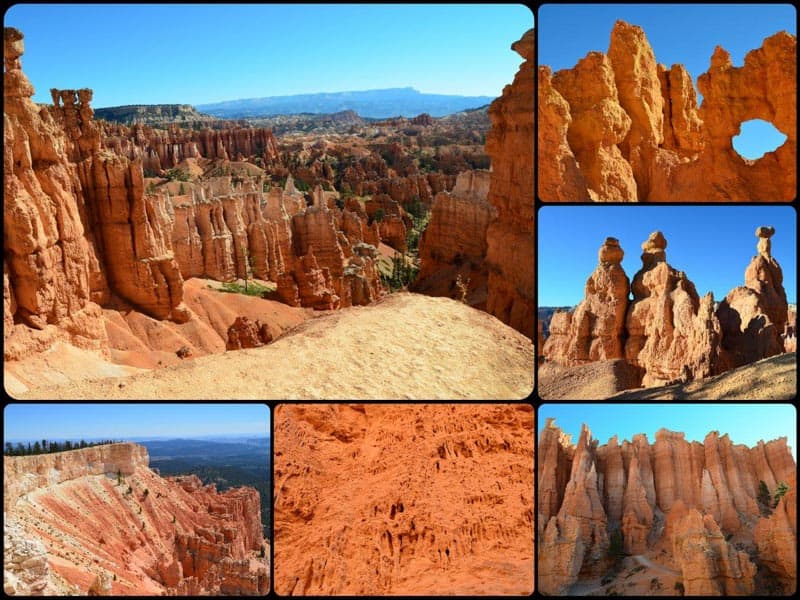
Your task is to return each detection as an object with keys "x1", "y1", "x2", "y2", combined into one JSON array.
[
  {"x1": 4, "y1": 404, "x2": 270, "y2": 442},
  {"x1": 3, "y1": 3, "x2": 533, "y2": 107}
]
